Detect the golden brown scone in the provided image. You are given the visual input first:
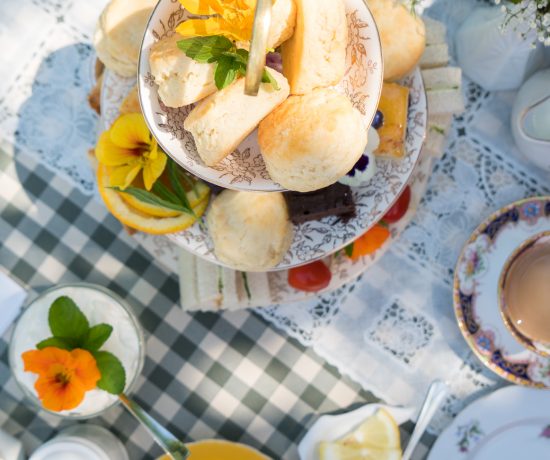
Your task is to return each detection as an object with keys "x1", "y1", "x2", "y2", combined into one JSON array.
[
  {"x1": 259, "y1": 88, "x2": 367, "y2": 192},
  {"x1": 94, "y1": 0, "x2": 156, "y2": 77},
  {"x1": 368, "y1": 0, "x2": 426, "y2": 81},
  {"x1": 281, "y1": 0, "x2": 347, "y2": 95},
  {"x1": 207, "y1": 191, "x2": 293, "y2": 271},
  {"x1": 184, "y1": 71, "x2": 290, "y2": 167},
  {"x1": 120, "y1": 86, "x2": 142, "y2": 115},
  {"x1": 149, "y1": 34, "x2": 217, "y2": 108}
]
